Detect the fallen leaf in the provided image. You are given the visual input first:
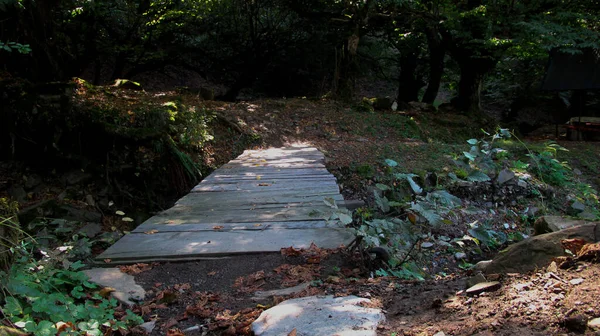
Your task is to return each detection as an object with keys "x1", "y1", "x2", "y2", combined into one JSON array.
[
  {"x1": 562, "y1": 238, "x2": 587, "y2": 255},
  {"x1": 213, "y1": 226, "x2": 224, "y2": 230},
  {"x1": 258, "y1": 183, "x2": 271, "y2": 186},
  {"x1": 288, "y1": 328, "x2": 297, "y2": 336},
  {"x1": 164, "y1": 318, "x2": 179, "y2": 329},
  {"x1": 256, "y1": 176, "x2": 262, "y2": 180},
  {"x1": 254, "y1": 223, "x2": 262, "y2": 227},
  {"x1": 99, "y1": 287, "x2": 116, "y2": 298},
  {"x1": 166, "y1": 328, "x2": 184, "y2": 336},
  {"x1": 208, "y1": 271, "x2": 217, "y2": 276},
  {"x1": 281, "y1": 246, "x2": 302, "y2": 257},
  {"x1": 115, "y1": 210, "x2": 125, "y2": 216},
  {"x1": 104, "y1": 259, "x2": 112, "y2": 263},
  {"x1": 145, "y1": 229, "x2": 159, "y2": 234}
]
